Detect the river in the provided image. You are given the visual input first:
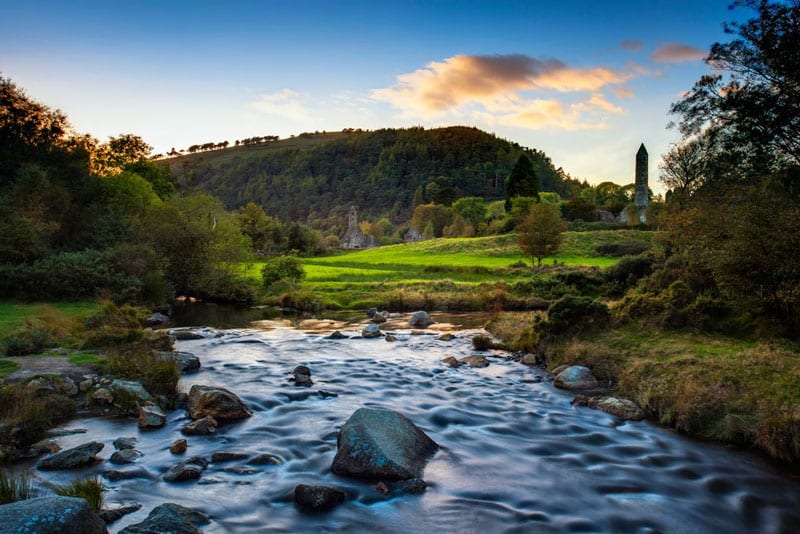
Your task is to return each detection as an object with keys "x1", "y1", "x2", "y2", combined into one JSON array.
[{"x1": 32, "y1": 309, "x2": 800, "y2": 533}]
